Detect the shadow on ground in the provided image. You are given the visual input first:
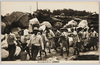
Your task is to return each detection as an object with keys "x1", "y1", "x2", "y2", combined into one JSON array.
[{"x1": 73, "y1": 55, "x2": 99, "y2": 60}]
